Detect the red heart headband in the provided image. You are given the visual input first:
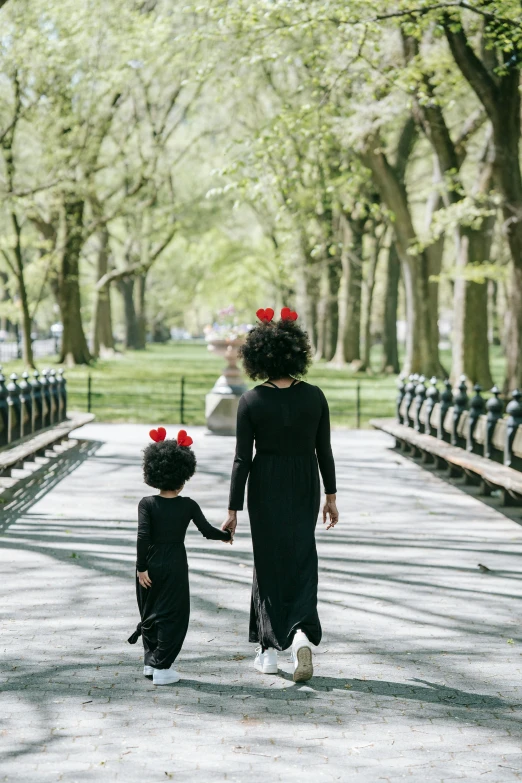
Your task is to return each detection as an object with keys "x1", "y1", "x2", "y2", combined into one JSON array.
[
  {"x1": 256, "y1": 307, "x2": 298, "y2": 323},
  {"x1": 256, "y1": 307, "x2": 274, "y2": 323},
  {"x1": 280, "y1": 306, "x2": 298, "y2": 321},
  {"x1": 149, "y1": 427, "x2": 193, "y2": 448},
  {"x1": 177, "y1": 429, "x2": 193, "y2": 447}
]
